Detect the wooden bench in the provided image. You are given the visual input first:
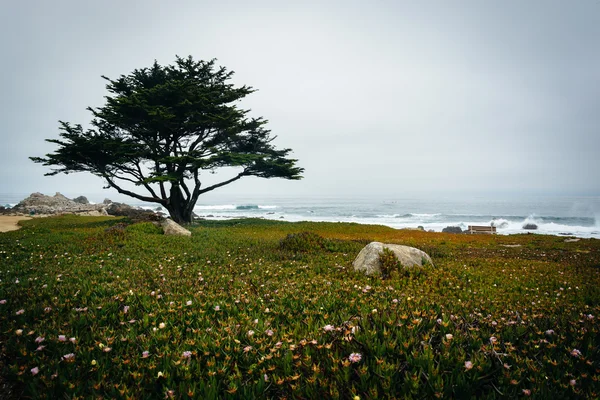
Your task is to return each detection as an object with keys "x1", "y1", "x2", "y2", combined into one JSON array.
[{"x1": 467, "y1": 225, "x2": 496, "y2": 234}]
